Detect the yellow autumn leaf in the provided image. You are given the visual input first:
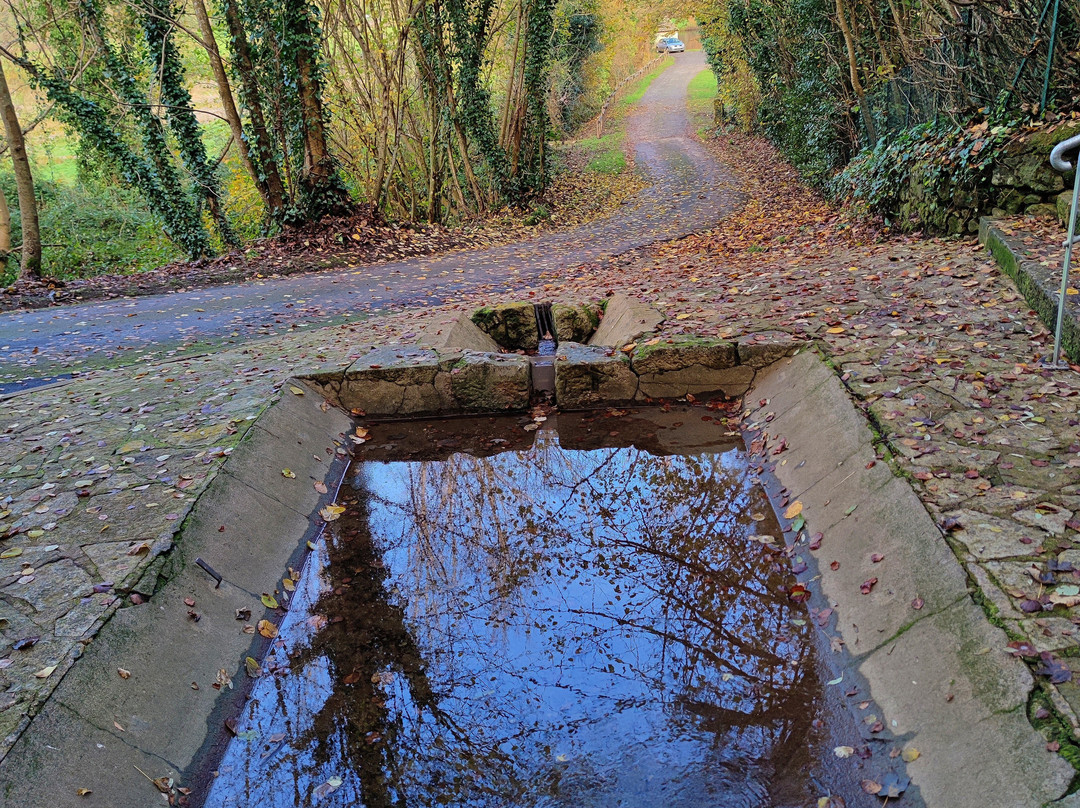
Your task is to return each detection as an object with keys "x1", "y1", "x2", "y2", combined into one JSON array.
[
  {"x1": 1, "y1": 548, "x2": 23, "y2": 559},
  {"x1": 282, "y1": 578, "x2": 296, "y2": 592},
  {"x1": 675, "y1": 313, "x2": 692, "y2": 320},
  {"x1": 34, "y1": 665, "x2": 57, "y2": 679},
  {"x1": 320, "y1": 504, "x2": 346, "y2": 522},
  {"x1": 901, "y1": 746, "x2": 920, "y2": 762},
  {"x1": 1067, "y1": 287, "x2": 1079, "y2": 296},
  {"x1": 289, "y1": 385, "x2": 306, "y2": 396},
  {"x1": 281, "y1": 468, "x2": 296, "y2": 479},
  {"x1": 257, "y1": 620, "x2": 278, "y2": 639},
  {"x1": 261, "y1": 593, "x2": 279, "y2": 609},
  {"x1": 826, "y1": 326, "x2": 845, "y2": 334},
  {"x1": 784, "y1": 501, "x2": 803, "y2": 519},
  {"x1": 245, "y1": 657, "x2": 262, "y2": 678}
]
